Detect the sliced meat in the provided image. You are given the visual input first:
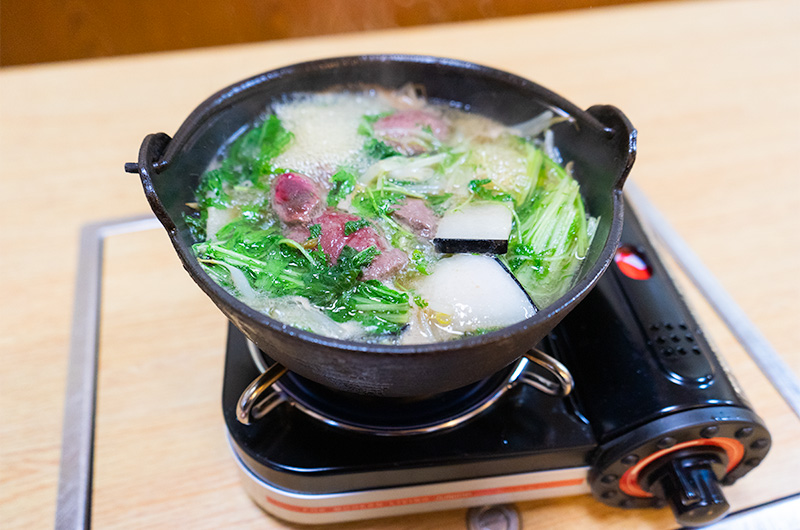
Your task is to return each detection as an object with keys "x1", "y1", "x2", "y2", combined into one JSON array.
[
  {"x1": 373, "y1": 109, "x2": 450, "y2": 155},
  {"x1": 314, "y1": 209, "x2": 408, "y2": 280},
  {"x1": 315, "y1": 210, "x2": 362, "y2": 263},
  {"x1": 271, "y1": 172, "x2": 325, "y2": 224},
  {"x1": 362, "y1": 247, "x2": 408, "y2": 281},
  {"x1": 390, "y1": 198, "x2": 438, "y2": 238},
  {"x1": 285, "y1": 224, "x2": 311, "y2": 244}
]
